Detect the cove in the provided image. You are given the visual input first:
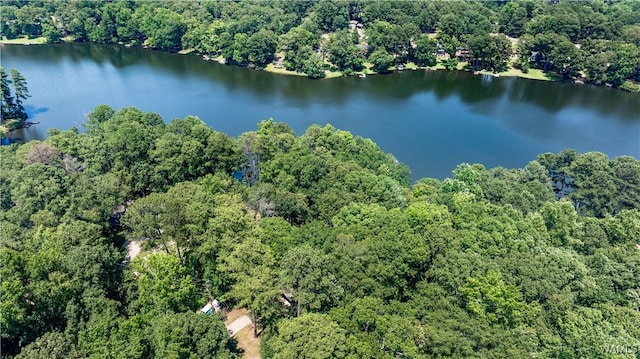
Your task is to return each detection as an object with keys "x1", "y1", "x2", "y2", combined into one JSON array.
[{"x1": 2, "y1": 43, "x2": 639, "y2": 180}]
